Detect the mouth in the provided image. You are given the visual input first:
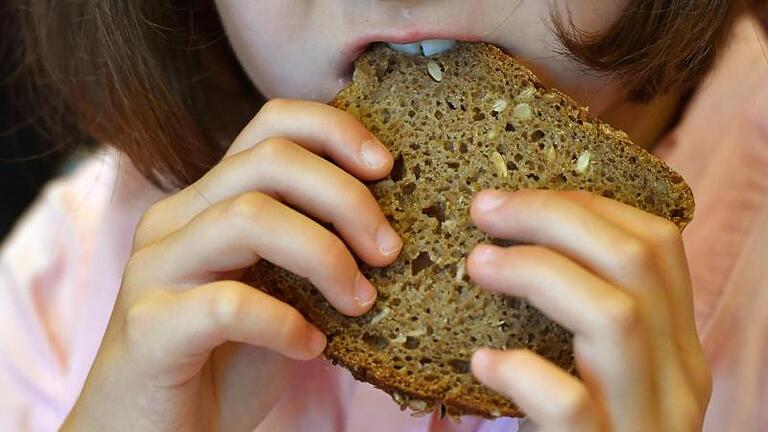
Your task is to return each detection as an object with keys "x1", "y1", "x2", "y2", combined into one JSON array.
[{"x1": 339, "y1": 31, "x2": 486, "y2": 84}]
